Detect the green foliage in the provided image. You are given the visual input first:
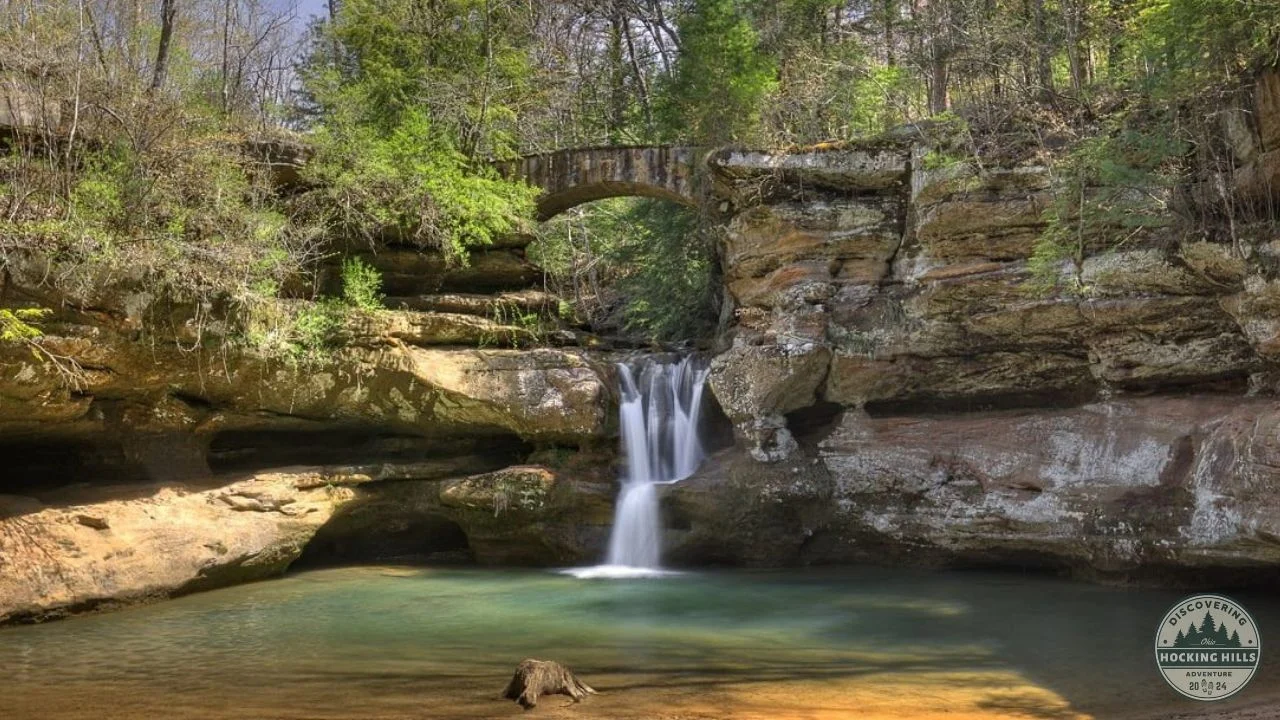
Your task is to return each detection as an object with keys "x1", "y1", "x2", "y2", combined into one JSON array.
[
  {"x1": 301, "y1": 110, "x2": 537, "y2": 264},
  {"x1": 618, "y1": 201, "x2": 716, "y2": 341},
  {"x1": 1072, "y1": 121, "x2": 1190, "y2": 189},
  {"x1": 482, "y1": 300, "x2": 543, "y2": 349},
  {"x1": 920, "y1": 149, "x2": 966, "y2": 171},
  {"x1": 302, "y1": 0, "x2": 536, "y2": 154},
  {"x1": 293, "y1": 301, "x2": 345, "y2": 359},
  {"x1": 298, "y1": 0, "x2": 540, "y2": 264},
  {"x1": 10, "y1": 0, "x2": 1280, "y2": 365},
  {"x1": 0, "y1": 308, "x2": 49, "y2": 345},
  {"x1": 659, "y1": 0, "x2": 778, "y2": 145},
  {"x1": 761, "y1": 22, "x2": 921, "y2": 143},
  {"x1": 532, "y1": 198, "x2": 718, "y2": 343},
  {"x1": 340, "y1": 257, "x2": 384, "y2": 311},
  {"x1": 1130, "y1": 0, "x2": 1280, "y2": 96},
  {"x1": 1026, "y1": 223, "x2": 1080, "y2": 294},
  {"x1": 240, "y1": 296, "x2": 346, "y2": 367},
  {"x1": 1, "y1": 126, "x2": 312, "y2": 319},
  {"x1": 1031, "y1": 113, "x2": 1188, "y2": 293}
]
